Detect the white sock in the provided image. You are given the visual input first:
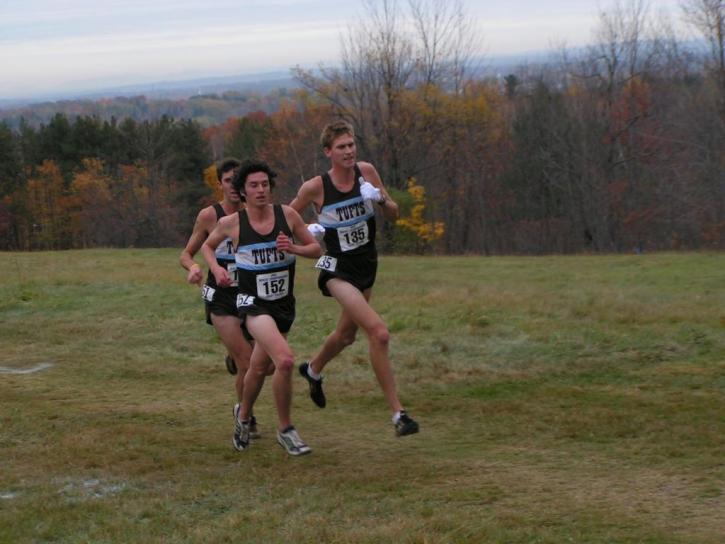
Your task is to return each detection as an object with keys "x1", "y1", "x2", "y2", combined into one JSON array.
[
  {"x1": 392, "y1": 411, "x2": 403, "y2": 424},
  {"x1": 307, "y1": 364, "x2": 321, "y2": 381}
]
